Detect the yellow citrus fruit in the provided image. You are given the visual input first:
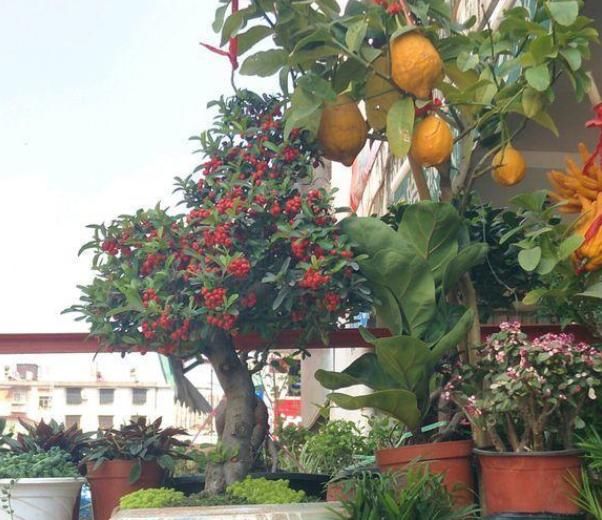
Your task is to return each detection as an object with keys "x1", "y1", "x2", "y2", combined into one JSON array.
[
  {"x1": 317, "y1": 94, "x2": 368, "y2": 167},
  {"x1": 390, "y1": 32, "x2": 443, "y2": 100},
  {"x1": 410, "y1": 115, "x2": 453, "y2": 167},
  {"x1": 492, "y1": 146, "x2": 527, "y2": 186},
  {"x1": 365, "y1": 56, "x2": 403, "y2": 131}
]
